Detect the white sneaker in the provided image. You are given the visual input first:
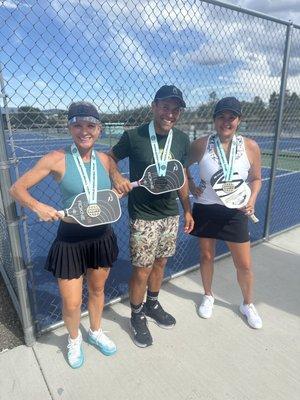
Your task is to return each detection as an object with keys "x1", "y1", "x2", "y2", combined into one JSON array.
[
  {"x1": 67, "y1": 331, "x2": 84, "y2": 368},
  {"x1": 198, "y1": 295, "x2": 214, "y2": 319},
  {"x1": 88, "y1": 329, "x2": 117, "y2": 356},
  {"x1": 239, "y1": 303, "x2": 262, "y2": 329}
]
